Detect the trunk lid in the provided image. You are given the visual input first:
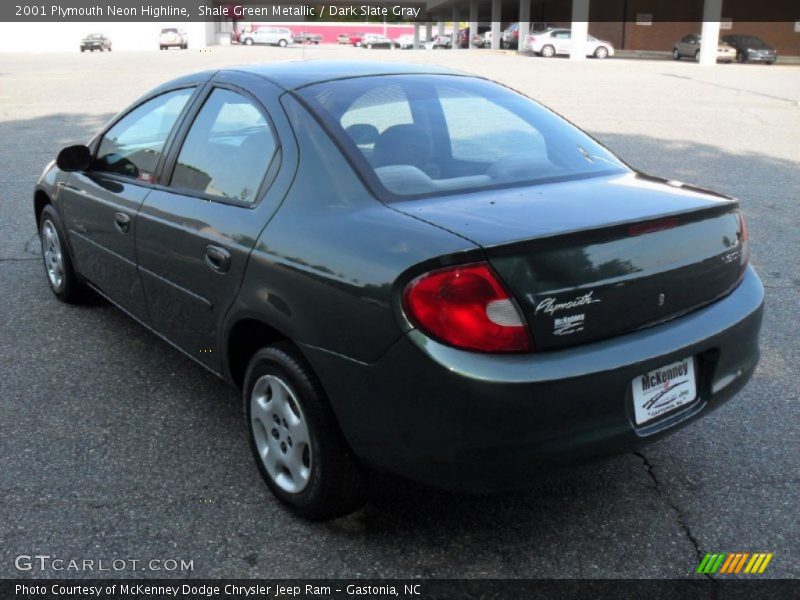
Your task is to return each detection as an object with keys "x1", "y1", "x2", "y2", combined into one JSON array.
[{"x1": 394, "y1": 173, "x2": 746, "y2": 350}]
